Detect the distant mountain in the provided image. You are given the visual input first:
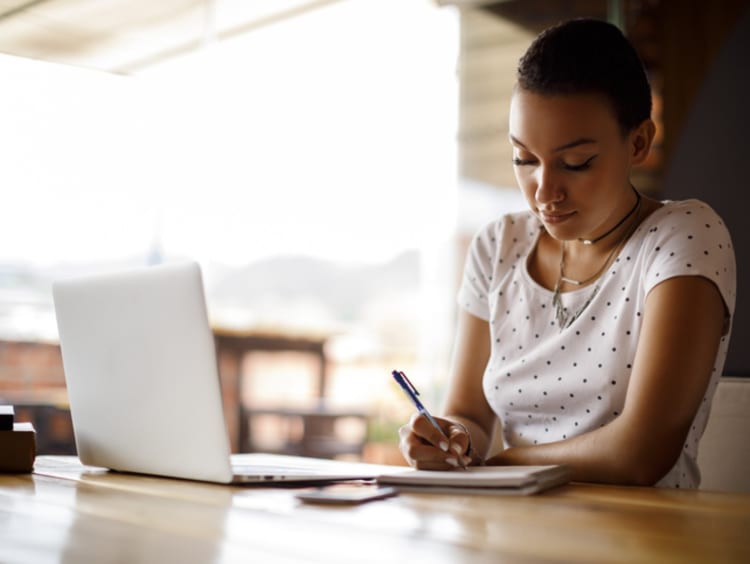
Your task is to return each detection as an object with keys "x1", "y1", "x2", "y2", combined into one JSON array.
[
  {"x1": 208, "y1": 251, "x2": 420, "y2": 323},
  {"x1": 0, "y1": 251, "x2": 423, "y2": 340}
]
